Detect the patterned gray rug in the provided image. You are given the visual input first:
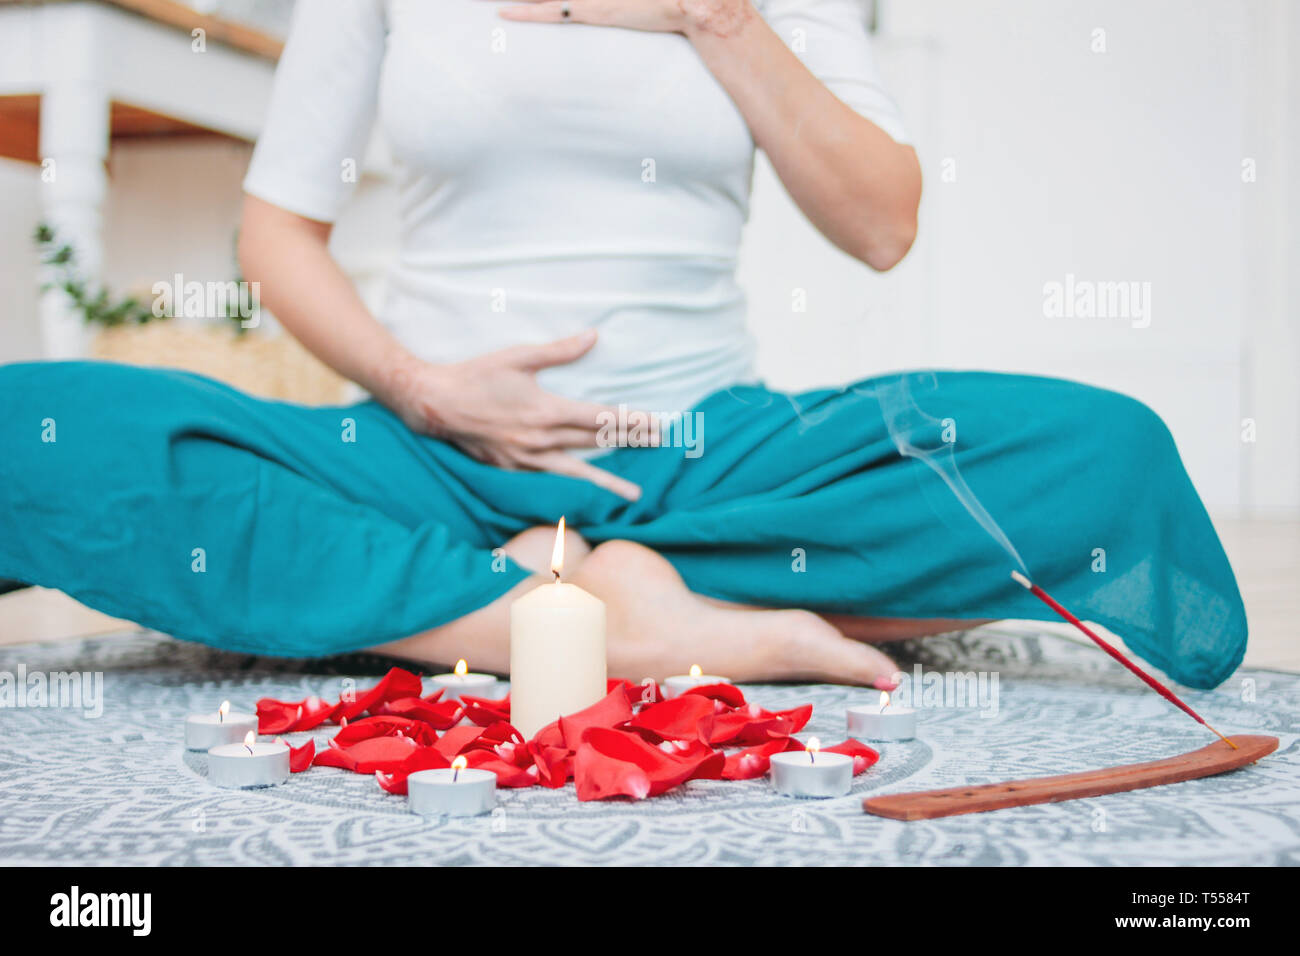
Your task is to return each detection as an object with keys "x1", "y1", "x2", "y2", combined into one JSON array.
[{"x1": 0, "y1": 627, "x2": 1296, "y2": 866}]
